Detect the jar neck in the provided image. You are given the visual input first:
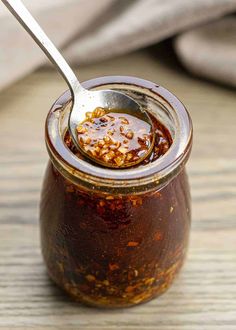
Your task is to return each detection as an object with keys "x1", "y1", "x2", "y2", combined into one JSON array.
[{"x1": 45, "y1": 76, "x2": 192, "y2": 195}]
